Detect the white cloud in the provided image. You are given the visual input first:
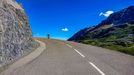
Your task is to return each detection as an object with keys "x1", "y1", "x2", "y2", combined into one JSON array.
[
  {"x1": 61, "y1": 28, "x2": 68, "y2": 32},
  {"x1": 99, "y1": 11, "x2": 114, "y2": 17}
]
